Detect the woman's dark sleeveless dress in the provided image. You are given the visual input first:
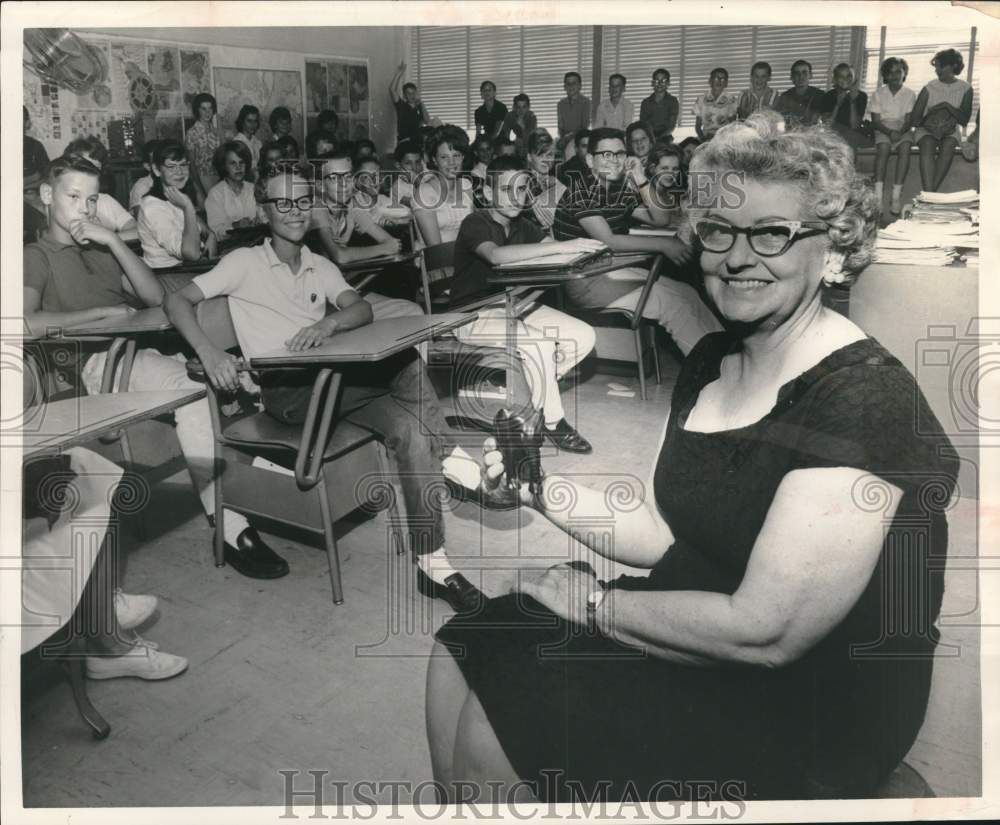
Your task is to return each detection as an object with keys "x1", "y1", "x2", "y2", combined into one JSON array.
[{"x1": 435, "y1": 333, "x2": 959, "y2": 801}]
